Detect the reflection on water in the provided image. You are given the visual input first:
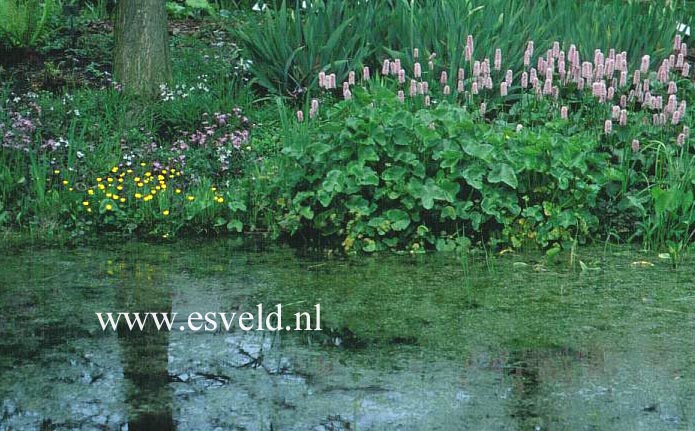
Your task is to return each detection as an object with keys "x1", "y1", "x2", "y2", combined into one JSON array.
[
  {"x1": 0, "y1": 239, "x2": 693, "y2": 430},
  {"x1": 116, "y1": 260, "x2": 175, "y2": 431}
]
